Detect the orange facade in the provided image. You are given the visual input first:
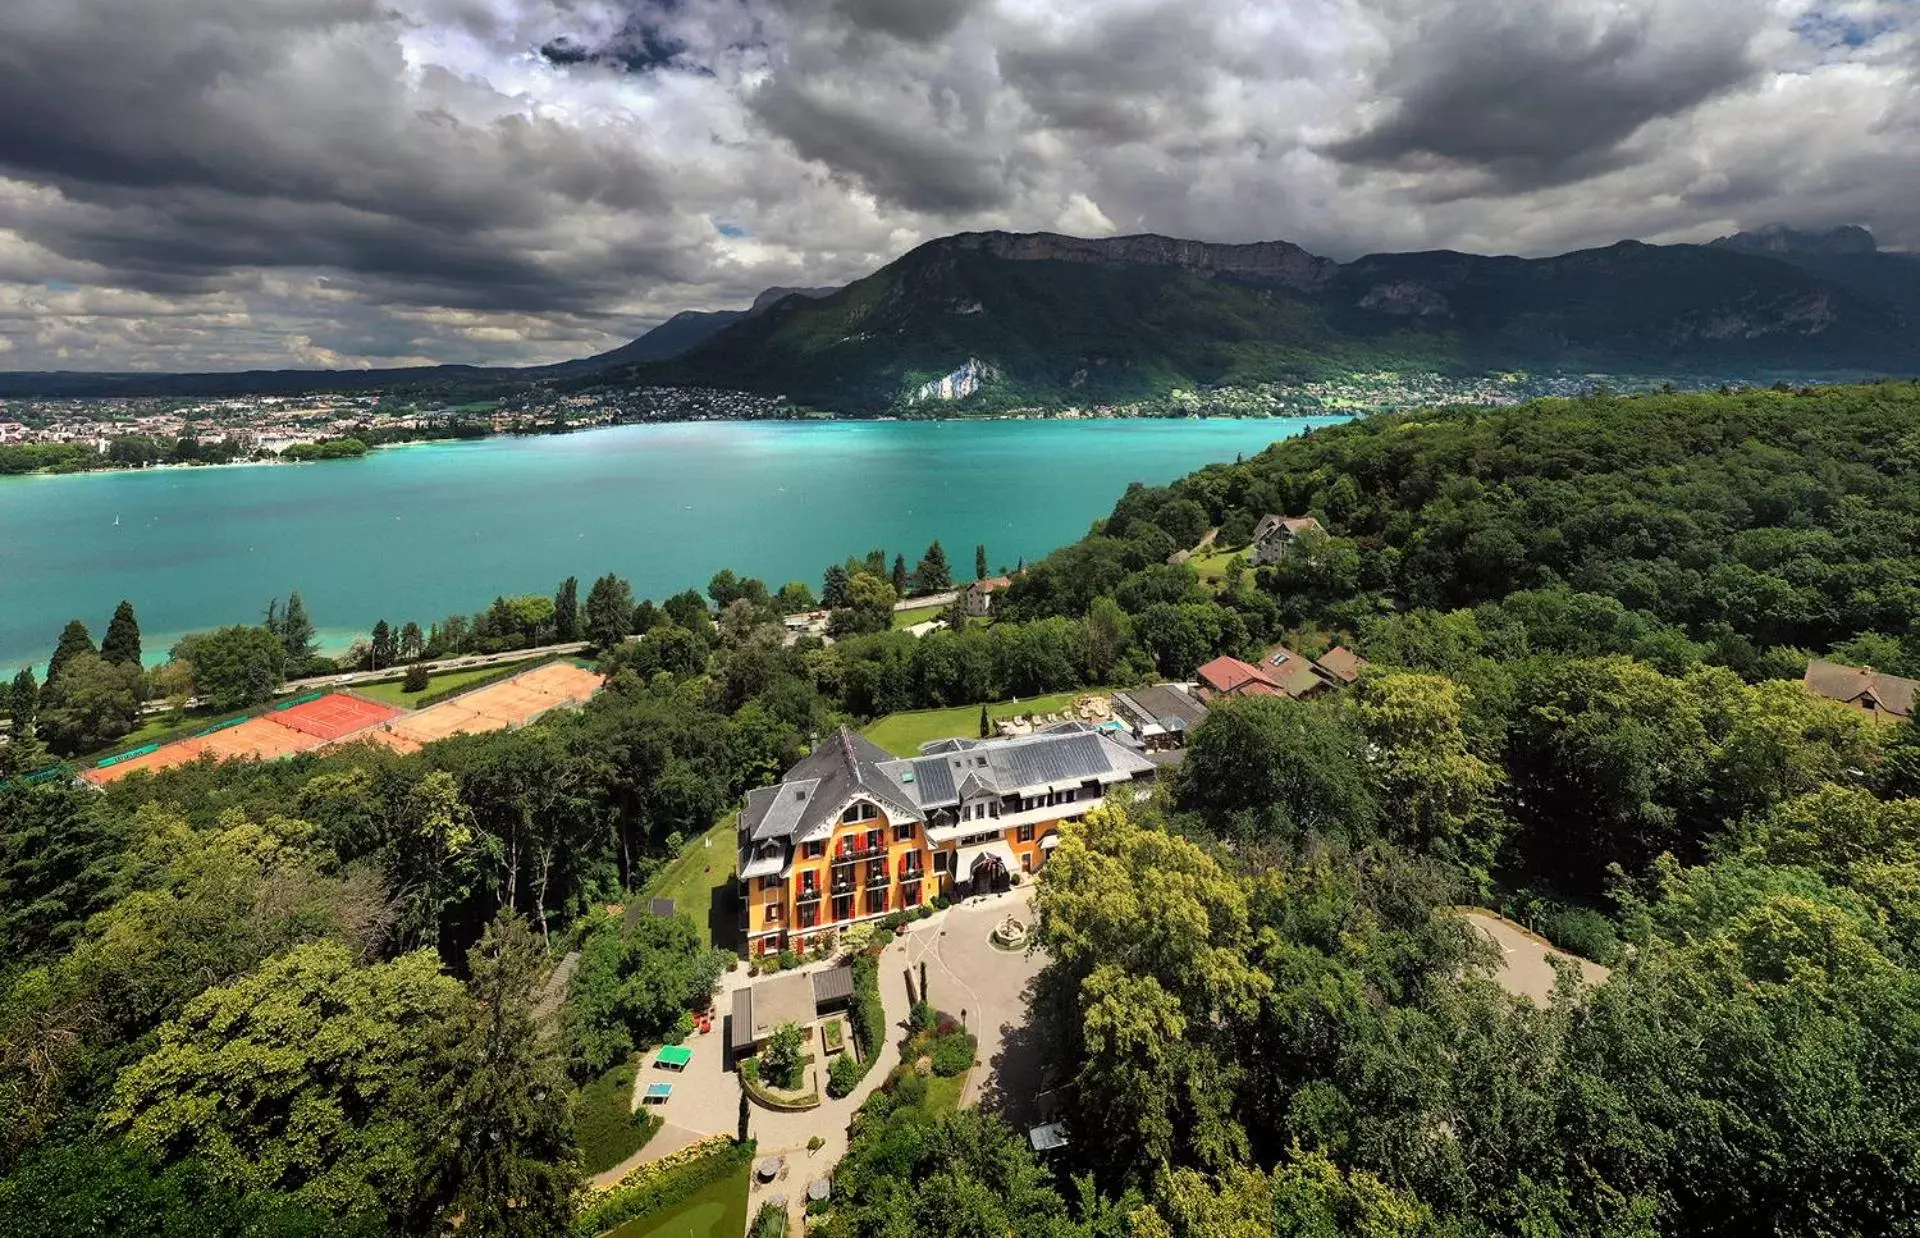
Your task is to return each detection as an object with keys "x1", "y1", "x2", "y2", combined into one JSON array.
[{"x1": 746, "y1": 799, "x2": 1065, "y2": 956}]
